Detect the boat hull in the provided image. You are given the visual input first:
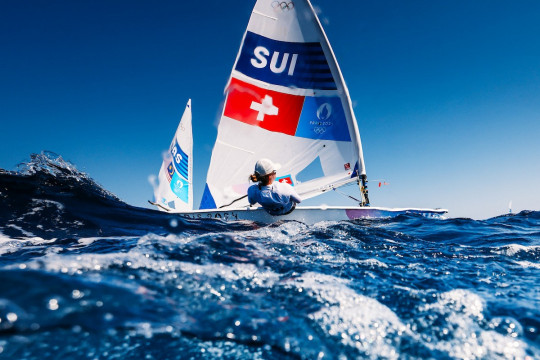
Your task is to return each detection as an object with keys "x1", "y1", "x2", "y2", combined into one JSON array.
[{"x1": 174, "y1": 206, "x2": 447, "y2": 224}]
